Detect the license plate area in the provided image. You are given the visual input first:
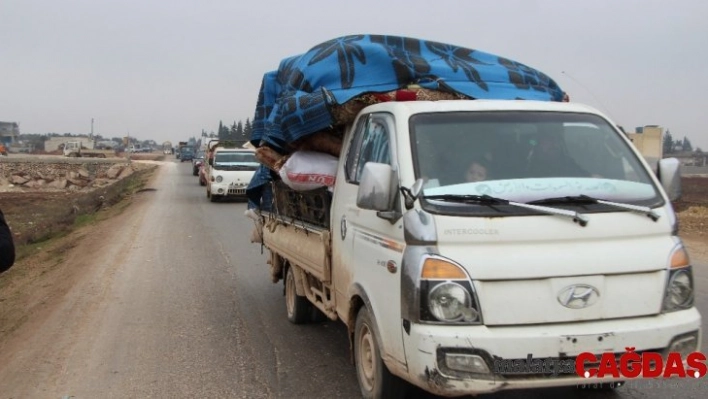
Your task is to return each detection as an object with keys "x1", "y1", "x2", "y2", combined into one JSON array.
[{"x1": 559, "y1": 333, "x2": 616, "y2": 356}]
